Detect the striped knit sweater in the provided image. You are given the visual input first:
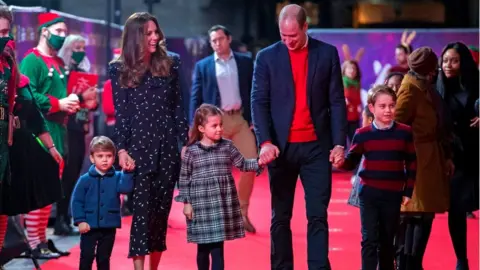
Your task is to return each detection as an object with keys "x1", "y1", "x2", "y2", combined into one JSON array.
[{"x1": 341, "y1": 121, "x2": 417, "y2": 197}]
